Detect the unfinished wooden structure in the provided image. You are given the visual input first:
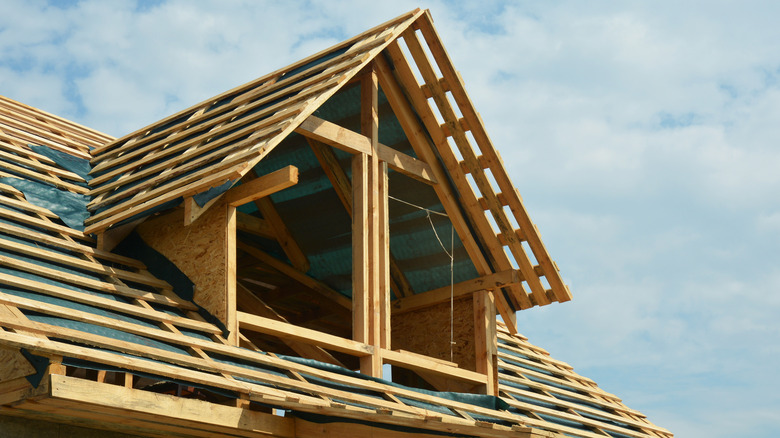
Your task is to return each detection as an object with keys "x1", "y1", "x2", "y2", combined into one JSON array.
[{"x1": 0, "y1": 9, "x2": 671, "y2": 438}]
